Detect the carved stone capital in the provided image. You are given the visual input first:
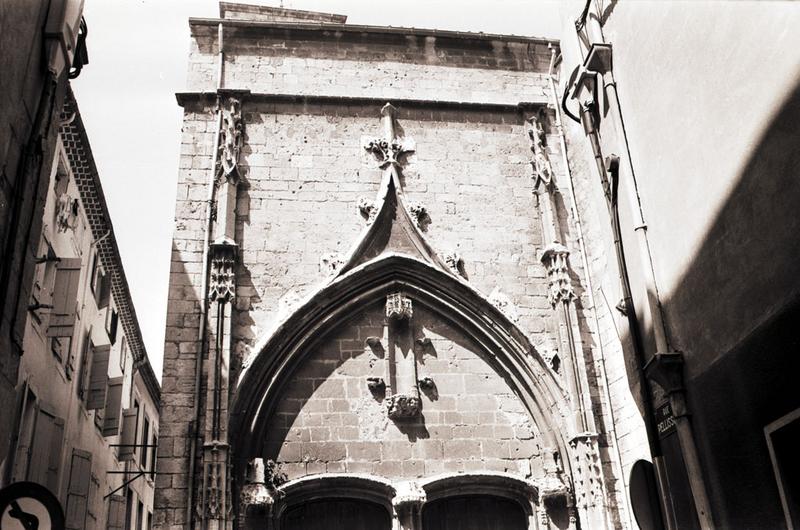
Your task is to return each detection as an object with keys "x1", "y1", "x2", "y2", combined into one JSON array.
[
  {"x1": 209, "y1": 238, "x2": 238, "y2": 303},
  {"x1": 392, "y1": 481, "x2": 426, "y2": 509},
  {"x1": 218, "y1": 97, "x2": 244, "y2": 182},
  {"x1": 540, "y1": 243, "x2": 575, "y2": 307},
  {"x1": 240, "y1": 484, "x2": 274, "y2": 509},
  {"x1": 386, "y1": 292, "x2": 413, "y2": 322},
  {"x1": 386, "y1": 393, "x2": 421, "y2": 419}
]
